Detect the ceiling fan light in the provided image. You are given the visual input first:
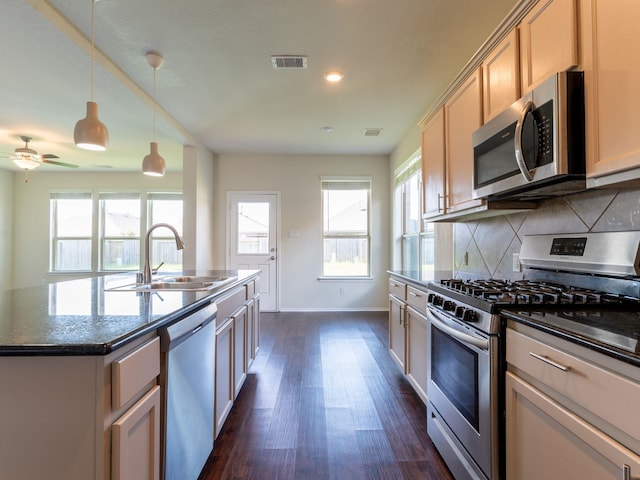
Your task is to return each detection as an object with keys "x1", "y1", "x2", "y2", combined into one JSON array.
[
  {"x1": 12, "y1": 155, "x2": 40, "y2": 170},
  {"x1": 74, "y1": 101, "x2": 109, "y2": 151},
  {"x1": 142, "y1": 142, "x2": 165, "y2": 176}
]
